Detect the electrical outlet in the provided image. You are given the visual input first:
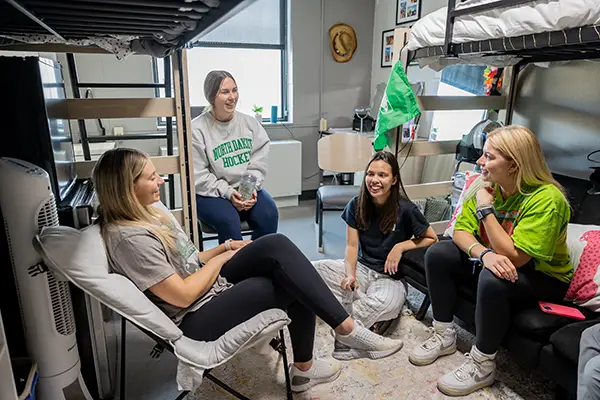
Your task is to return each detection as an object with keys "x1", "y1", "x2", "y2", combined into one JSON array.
[{"x1": 113, "y1": 126, "x2": 124, "y2": 136}]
